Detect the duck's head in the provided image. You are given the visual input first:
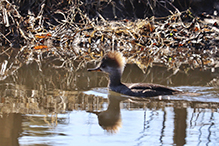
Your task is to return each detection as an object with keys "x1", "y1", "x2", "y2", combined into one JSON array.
[
  {"x1": 87, "y1": 109, "x2": 122, "y2": 134},
  {"x1": 88, "y1": 51, "x2": 126, "y2": 76}
]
